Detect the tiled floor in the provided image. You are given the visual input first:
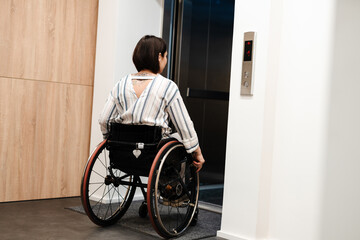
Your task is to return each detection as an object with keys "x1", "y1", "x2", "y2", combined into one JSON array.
[{"x1": 0, "y1": 197, "x2": 225, "y2": 240}]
